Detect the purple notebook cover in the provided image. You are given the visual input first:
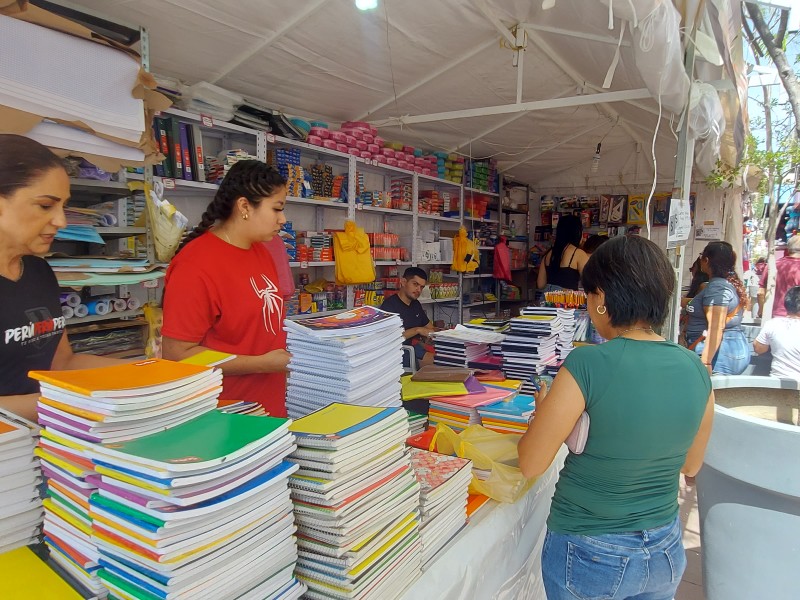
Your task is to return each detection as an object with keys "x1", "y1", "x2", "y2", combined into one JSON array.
[{"x1": 464, "y1": 376, "x2": 486, "y2": 395}]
